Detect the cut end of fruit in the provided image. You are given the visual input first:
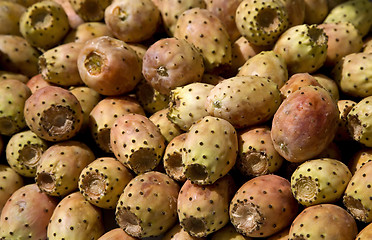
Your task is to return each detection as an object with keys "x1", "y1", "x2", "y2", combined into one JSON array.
[
  {"x1": 37, "y1": 172, "x2": 56, "y2": 193},
  {"x1": 308, "y1": 26, "x2": 327, "y2": 46},
  {"x1": 347, "y1": 115, "x2": 363, "y2": 142},
  {"x1": 30, "y1": 8, "x2": 53, "y2": 29},
  {"x1": 239, "y1": 151, "x2": 269, "y2": 176},
  {"x1": 41, "y1": 105, "x2": 75, "y2": 138},
  {"x1": 116, "y1": 208, "x2": 142, "y2": 237},
  {"x1": 0, "y1": 117, "x2": 17, "y2": 136},
  {"x1": 181, "y1": 216, "x2": 207, "y2": 237},
  {"x1": 292, "y1": 176, "x2": 318, "y2": 205},
  {"x1": 184, "y1": 164, "x2": 208, "y2": 183},
  {"x1": 257, "y1": 8, "x2": 280, "y2": 33},
  {"x1": 85, "y1": 51, "x2": 105, "y2": 75},
  {"x1": 97, "y1": 127, "x2": 112, "y2": 153},
  {"x1": 128, "y1": 148, "x2": 159, "y2": 174},
  {"x1": 164, "y1": 152, "x2": 185, "y2": 181},
  {"x1": 19, "y1": 144, "x2": 43, "y2": 168},
  {"x1": 344, "y1": 195, "x2": 368, "y2": 222},
  {"x1": 230, "y1": 202, "x2": 263, "y2": 235},
  {"x1": 81, "y1": 172, "x2": 106, "y2": 198}
]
